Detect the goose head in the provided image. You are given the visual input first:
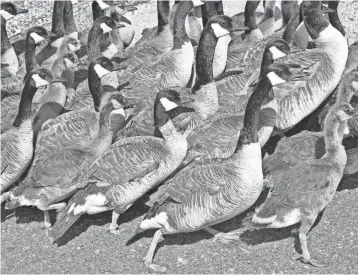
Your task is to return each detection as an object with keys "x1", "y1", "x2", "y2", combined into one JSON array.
[
  {"x1": 89, "y1": 56, "x2": 127, "y2": 111},
  {"x1": 207, "y1": 15, "x2": 236, "y2": 38},
  {"x1": 154, "y1": 90, "x2": 195, "y2": 128},
  {"x1": 27, "y1": 26, "x2": 56, "y2": 46},
  {"x1": 265, "y1": 63, "x2": 310, "y2": 86},
  {"x1": 335, "y1": 103, "x2": 355, "y2": 123},
  {"x1": 63, "y1": 36, "x2": 82, "y2": 53},
  {"x1": 0, "y1": 2, "x2": 28, "y2": 21},
  {"x1": 93, "y1": 16, "x2": 126, "y2": 36},
  {"x1": 27, "y1": 67, "x2": 66, "y2": 89}
]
